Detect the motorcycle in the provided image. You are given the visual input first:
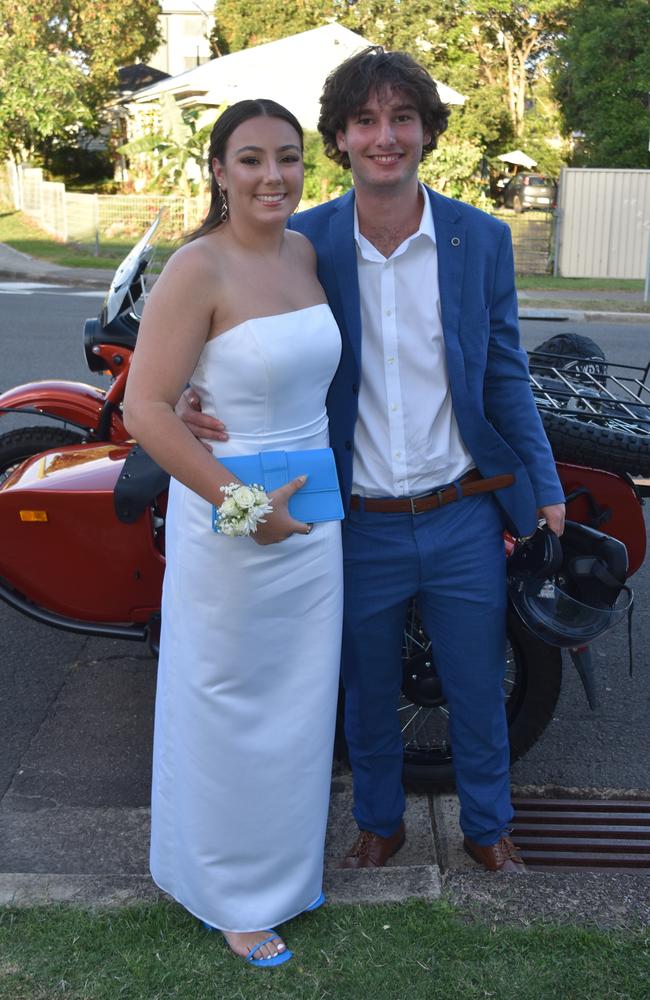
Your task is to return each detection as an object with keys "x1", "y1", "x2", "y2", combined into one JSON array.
[{"x1": 1, "y1": 215, "x2": 648, "y2": 789}]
